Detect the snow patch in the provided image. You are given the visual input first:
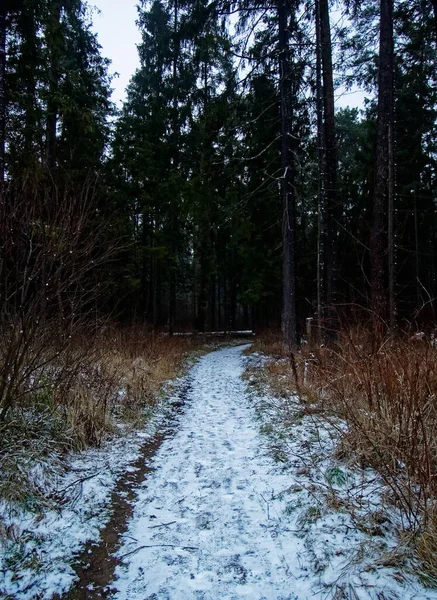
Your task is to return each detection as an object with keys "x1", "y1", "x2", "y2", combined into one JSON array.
[
  {"x1": 0, "y1": 379, "x2": 187, "y2": 600},
  {"x1": 2, "y1": 346, "x2": 437, "y2": 599}
]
